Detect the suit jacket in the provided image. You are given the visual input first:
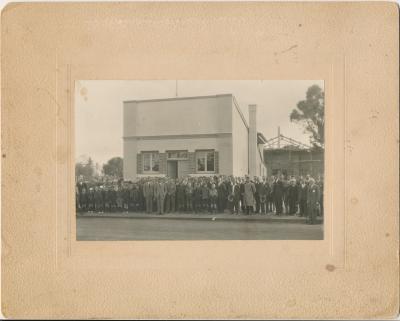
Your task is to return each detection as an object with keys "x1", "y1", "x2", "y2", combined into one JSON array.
[
  {"x1": 287, "y1": 185, "x2": 298, "y2": 201},
  {"x1": 243, "y1": 182, "x2": 256, "y2": 207},
  {"x1": 233, "y1": 184, "x2": 241, "y2": 201},
  {"x1": 167, "y1": 181, "x2": 176, "y2": 195},
  {"x1": 298, "y1": 184, "x2": 308, "y2": 201},
  {"x1": 143, "y1": 181, "x2": 154, "y2": 198},
  {"x1": 273, "y1": 180, "x2": 284, "y2": 198},
  {"x1": 307, "y1": 184, "x2": 320, "y2": 206},
  {"x1": 255, "y1": 182, "x2": 263, "y2": 195},
  {"x1": 258, "y1": 183, "x2": 268, "y2": 196},
  {"x1": 154, "y1": 182, "x2": 167, "y2": 199},
  {"x1": 218, "y1": 182, "x2": 227, "y2": 198}
]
